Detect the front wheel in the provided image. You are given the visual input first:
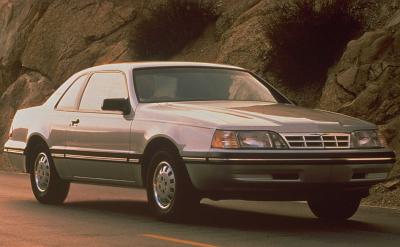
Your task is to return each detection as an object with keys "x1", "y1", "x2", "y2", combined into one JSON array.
[
  {"x1": 30, "y1": 144, "x2": 70, "y2": 204},
  {"x1": 308, "y1": 196, "x2": 361, "y2": 221},
  {"x1": 146, "y1": 148, "x2": 199, "y2": 221}
]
